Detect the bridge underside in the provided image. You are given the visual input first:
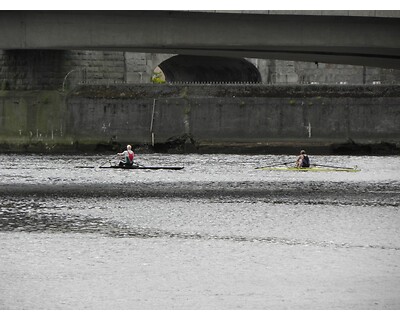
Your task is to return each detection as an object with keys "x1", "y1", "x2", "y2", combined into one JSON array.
[{"x1": 0, "y1": 11, "x2": 399, "y2": 69}]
